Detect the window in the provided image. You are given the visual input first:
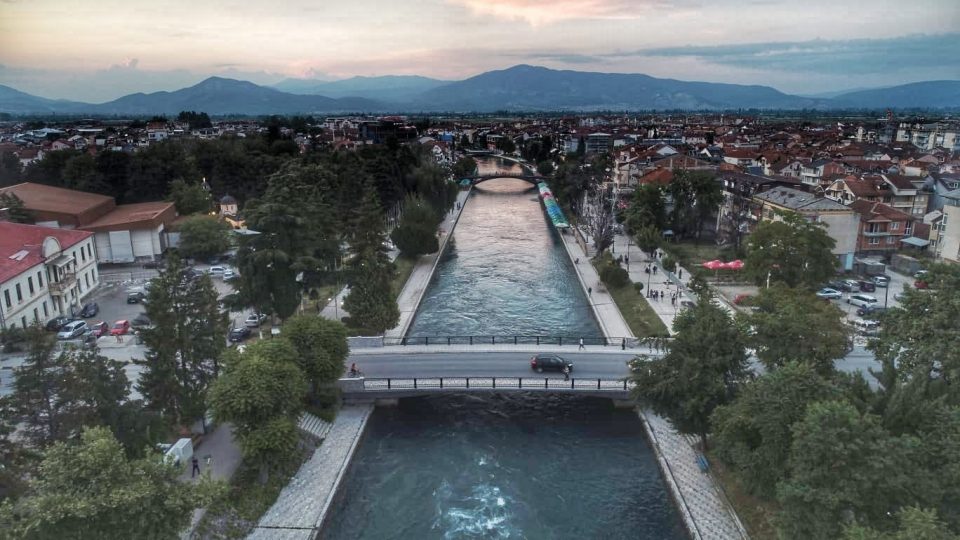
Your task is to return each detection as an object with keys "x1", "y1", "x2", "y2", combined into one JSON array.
[
  {"x1": 15, "y1": 284, "x2": 22, "y2": 303},
  {"x1": 87, "y1": 245, "x2": 93, "y2": 259},
  {"x1": 27, "y1": 277, "x2": 34, "y2": 295},
  {"x1": 42, "y1": 301, "x2": 48, "y2": 318},
  {"x1": 85, "y1": 274, "x2": 90, "y2": 289},
  {"x1": 869, "y1": 237, "x2": 880, "y2": 245},
  {"x1": 890, "y1": 222, "x2": 899, "y2": 231},
  {"x1": 3, "y1": 290, "x2": 9, "y2": 308},
  {"x1": 887, "y1": 236, "x2": 896, "y2": 245},
  {"x1": 33, "y1": 307, "x2": 38, "y2": 323},
  {"x1": 81, "y1": 247, "x2": 86, "y2": 263},
  {"x1": 37, "y1": 271, "x2": 43, "y2": 288},
  {"x1": 21, "y1": 316, "x2": 26, "y2": 328}
]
